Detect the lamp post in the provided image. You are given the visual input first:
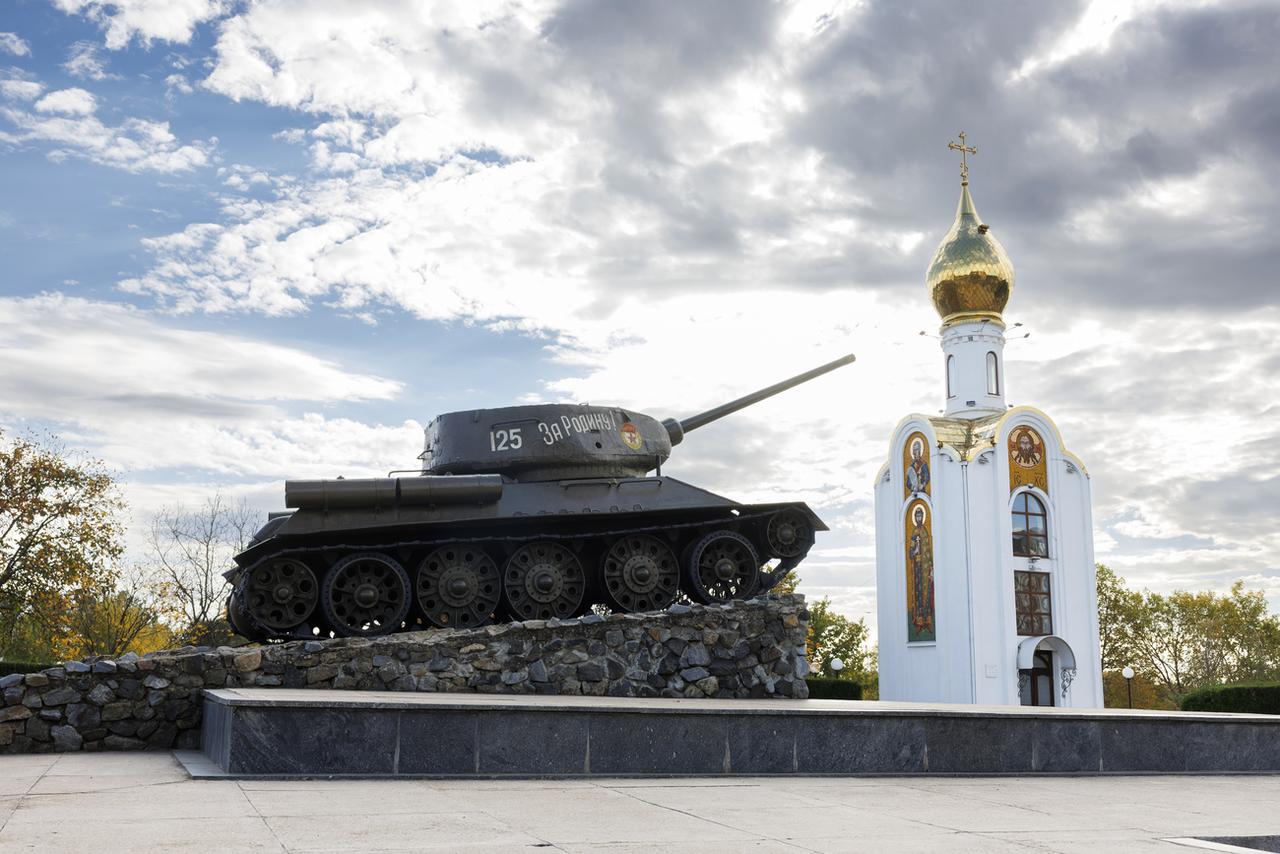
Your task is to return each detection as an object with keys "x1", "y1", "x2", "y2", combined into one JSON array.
[
  {"x1": 830, "y1": 657, "x2": 845, "y2": 677},
  {"x1": 1122, "y1": 666, "x2": 1135, "y2": 709}
]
